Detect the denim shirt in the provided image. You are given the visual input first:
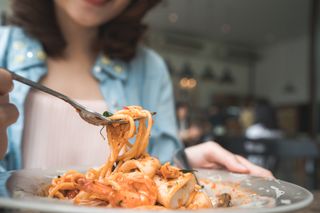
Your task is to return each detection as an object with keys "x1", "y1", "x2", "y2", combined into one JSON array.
[{"x1": 0, "y1": 26, "x2": 182, "y2": 171}]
